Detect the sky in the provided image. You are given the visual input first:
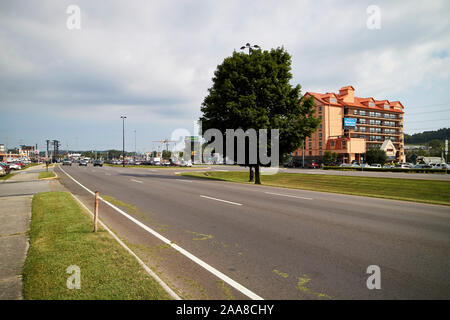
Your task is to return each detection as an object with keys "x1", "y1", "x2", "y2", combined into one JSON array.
[{"x1": 0, "y1": 0, "x2": 449, "y2": 152}]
